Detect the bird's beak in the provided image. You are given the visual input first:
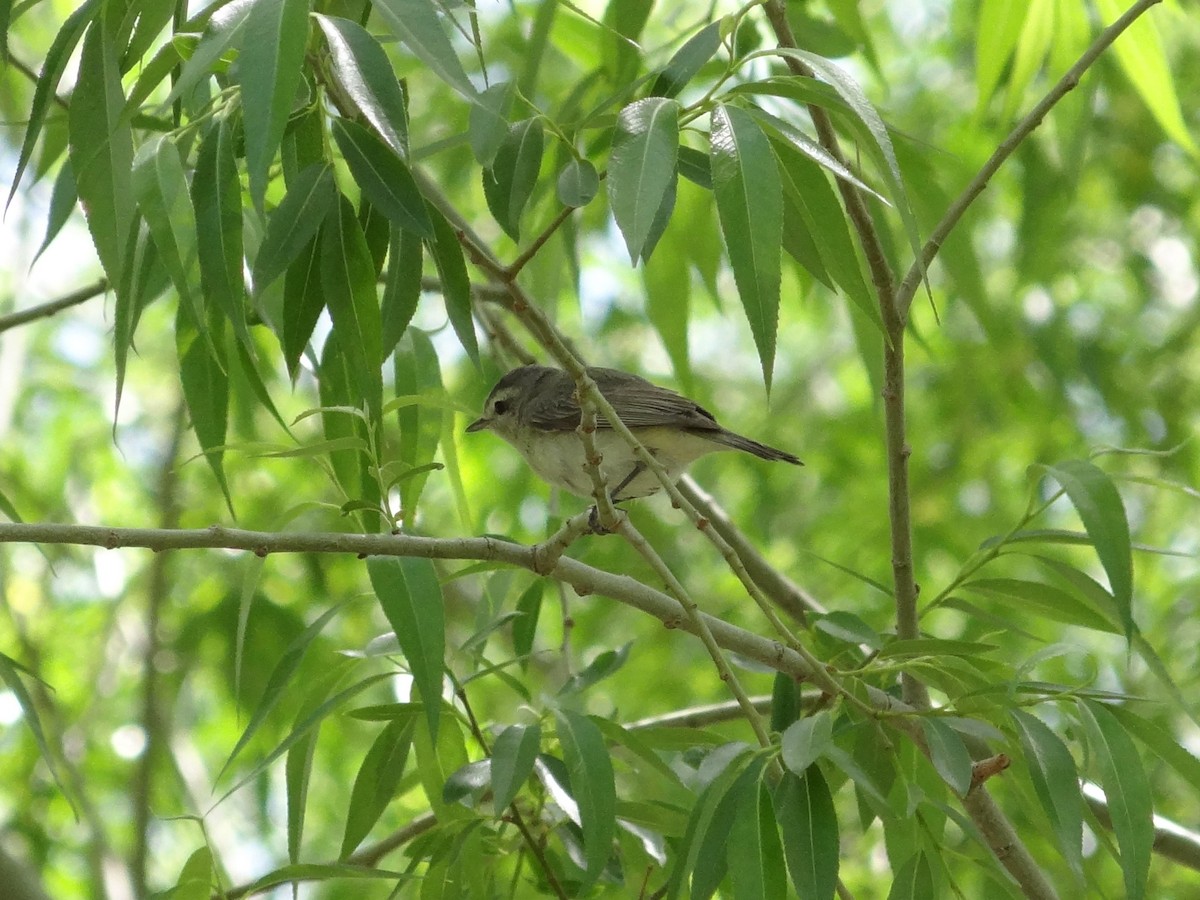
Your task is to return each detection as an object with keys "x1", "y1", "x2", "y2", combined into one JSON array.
[{"x1": 465, "y1": 417, "x2": 490, "y2": 433}]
